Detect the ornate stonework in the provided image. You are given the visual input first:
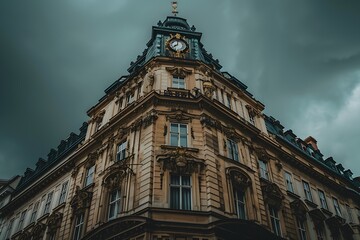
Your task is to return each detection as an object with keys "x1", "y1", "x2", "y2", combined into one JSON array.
[
  {"x1": 46, "y1": 212, "x2": 63, "y2": 234},
  {"x1": 261, "y1": 181, "x2": 284, "y2": 209},
  {"x1": 70, "y1": 186, "x2": 93, "y2": 215},
  {"x1": 290, "y1": 199, "x2": 309, "y2": 221},
  {"x1": 103, "y1": 159, "x2": 133, "y2": 189}
]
